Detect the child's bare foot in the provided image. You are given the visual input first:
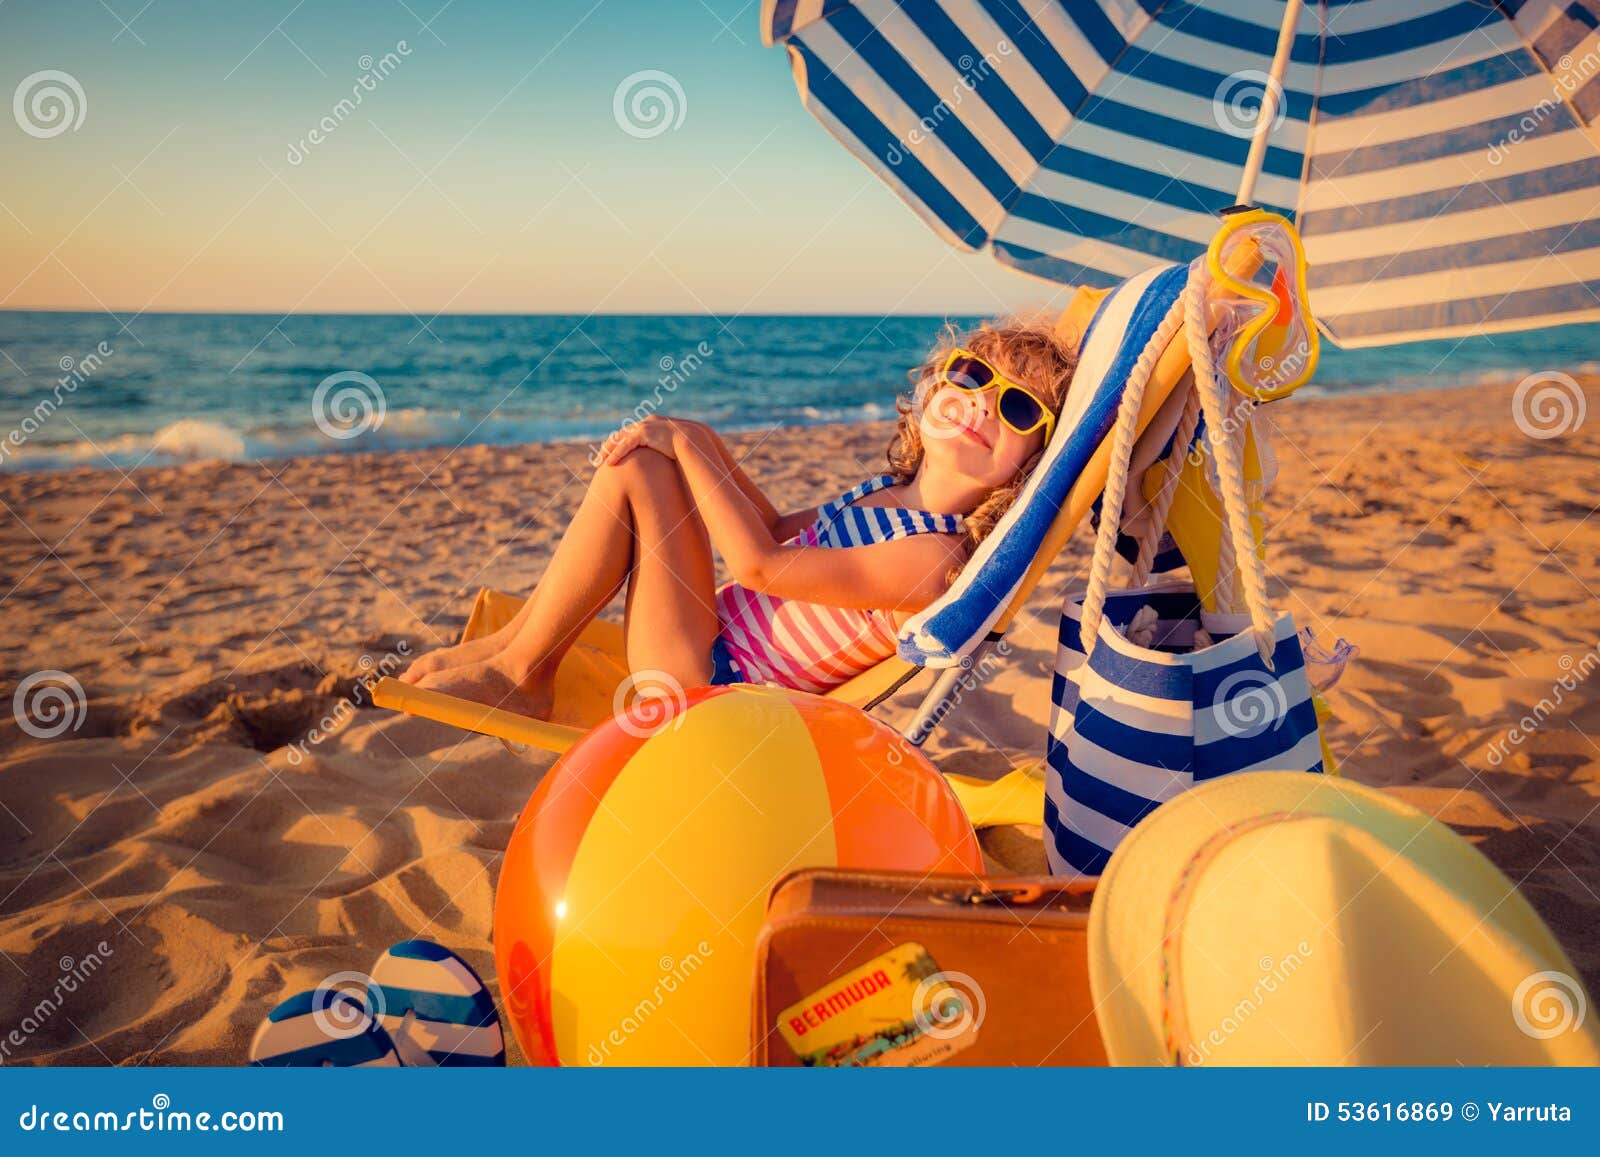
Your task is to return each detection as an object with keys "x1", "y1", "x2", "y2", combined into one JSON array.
[
  {"x1": 416, "y1": 655, "x2": 554, "y2": 721},
  {"x1": 399, "y1": 635, "x2": 503, "y2": 684}
]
